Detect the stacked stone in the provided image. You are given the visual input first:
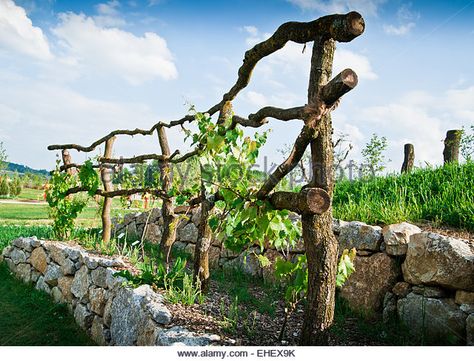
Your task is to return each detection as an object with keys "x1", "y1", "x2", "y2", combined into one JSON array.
[
  {"x1": 112, "y1": 208, "x2": 474, "y2": 345},
  {"x1": 1, "y1": 237, "x2": 220, "y2": 346}
]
